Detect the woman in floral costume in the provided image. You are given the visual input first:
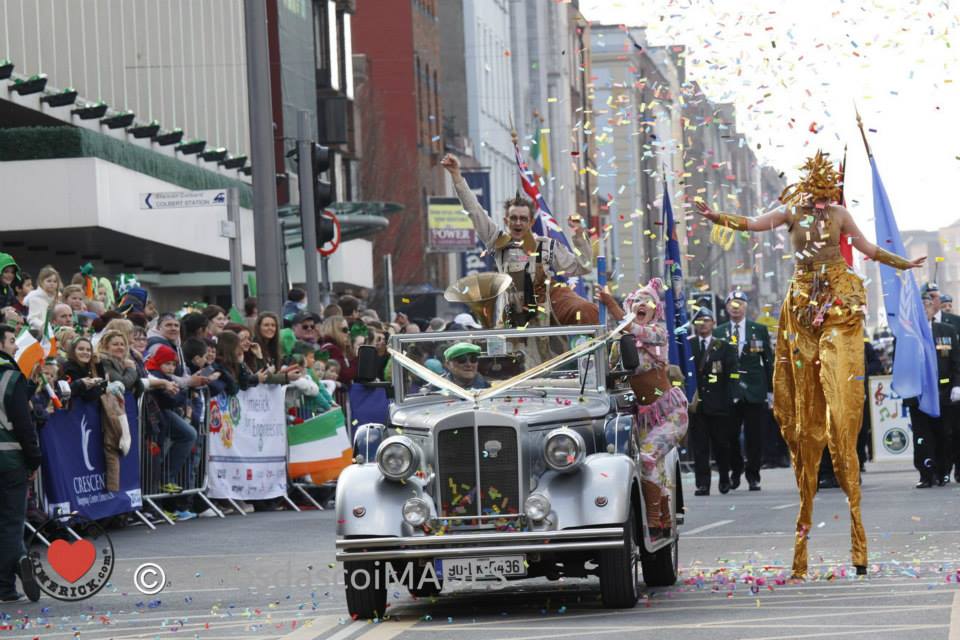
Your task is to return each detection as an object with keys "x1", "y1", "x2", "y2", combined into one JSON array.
[{"x1": 599, "y1": 278, "x2": 688, "y2": 535}]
